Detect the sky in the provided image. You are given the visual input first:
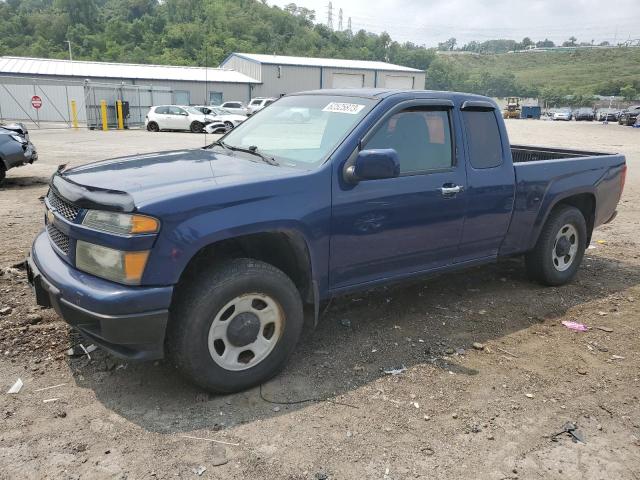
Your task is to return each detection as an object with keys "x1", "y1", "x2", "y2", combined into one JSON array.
[{"x1": 270, "y1": 0, "x2": 640, "y2": 47}]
